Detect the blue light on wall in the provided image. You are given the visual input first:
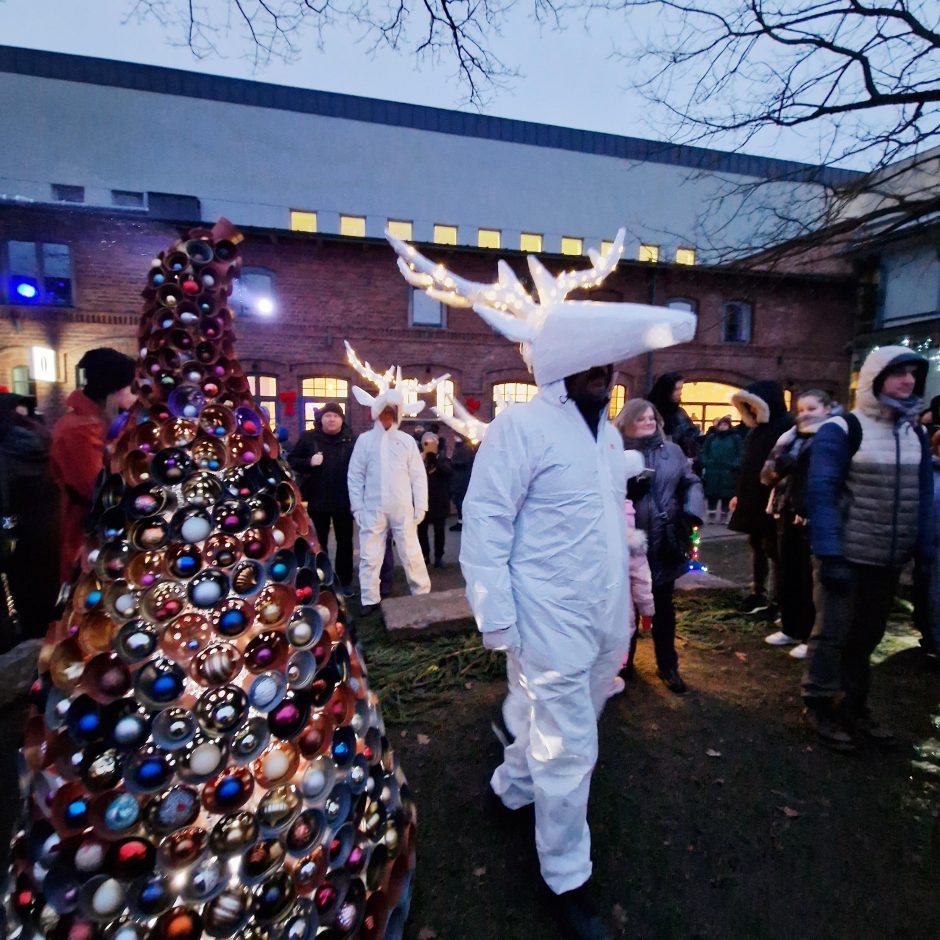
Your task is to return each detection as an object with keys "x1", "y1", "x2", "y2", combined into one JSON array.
[{"x1": 10, "y1": 276, "x2": 41, "y2": 303}]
